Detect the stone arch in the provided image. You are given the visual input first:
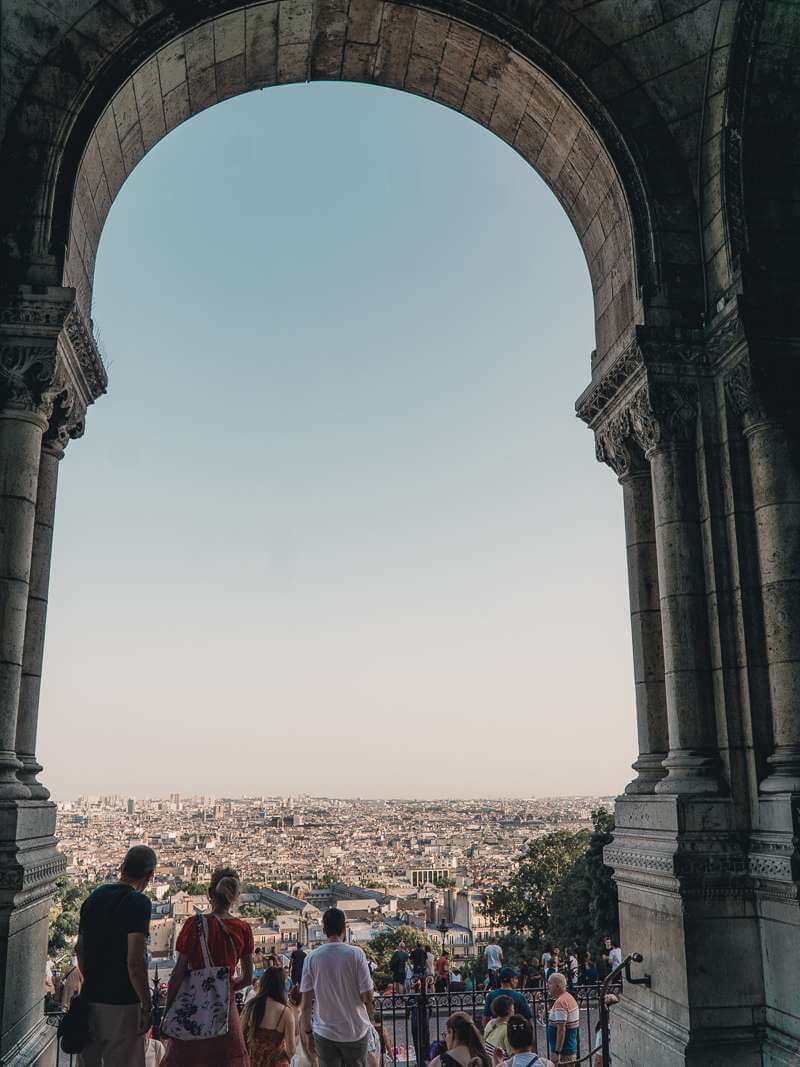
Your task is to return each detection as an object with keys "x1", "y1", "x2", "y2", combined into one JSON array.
[
  {"x1": 0, "y1": 0, "x2": 707, "y2": 371},
  {"x1": 60, "y1": 3, "x2": 643, "y2": 364}
]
